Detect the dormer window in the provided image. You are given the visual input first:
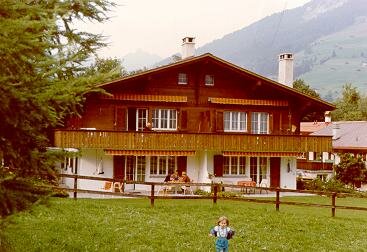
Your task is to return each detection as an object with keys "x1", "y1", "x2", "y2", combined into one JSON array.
[
  {"x1": 178, "y1": 73, "x2": 188, "y2": 85},
  {"x1": 205, "y1": 74, "x2": 214, "y2": 86}
]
